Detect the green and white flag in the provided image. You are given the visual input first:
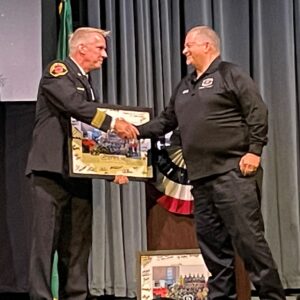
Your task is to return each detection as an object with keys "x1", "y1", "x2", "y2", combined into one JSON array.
[{"x1": 56, "y1": 0, "x2": 73, "y2": 60}]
